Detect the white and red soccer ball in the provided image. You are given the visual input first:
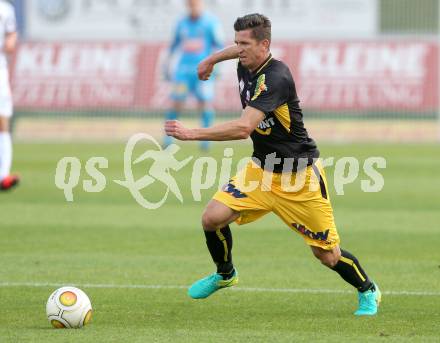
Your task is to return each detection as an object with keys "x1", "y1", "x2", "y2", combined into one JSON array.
[{"x1": 46, "y1": 286, "x2": 92, "y2": 329}]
